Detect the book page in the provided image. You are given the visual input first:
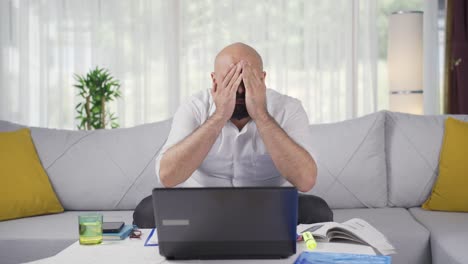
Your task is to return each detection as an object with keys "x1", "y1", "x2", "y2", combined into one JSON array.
[
  {"x1": 297, "y1": 222, "x2": 338, "y2": 241},
  {"x1": 339, "y1": 218, "x2": 396, "y2": 255},
  {"x1": 327, "y1": 230, "x2": 367, "y2": 244}
]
